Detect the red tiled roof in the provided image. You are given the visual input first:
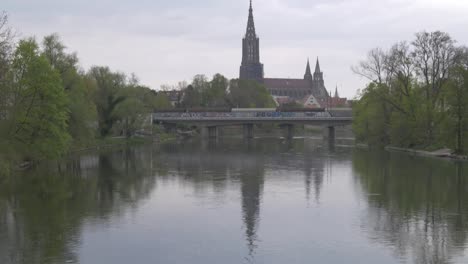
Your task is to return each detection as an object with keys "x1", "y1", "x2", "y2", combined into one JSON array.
[{"x1": 274, "y1": 96, "x2": 295, "y2": 105}]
